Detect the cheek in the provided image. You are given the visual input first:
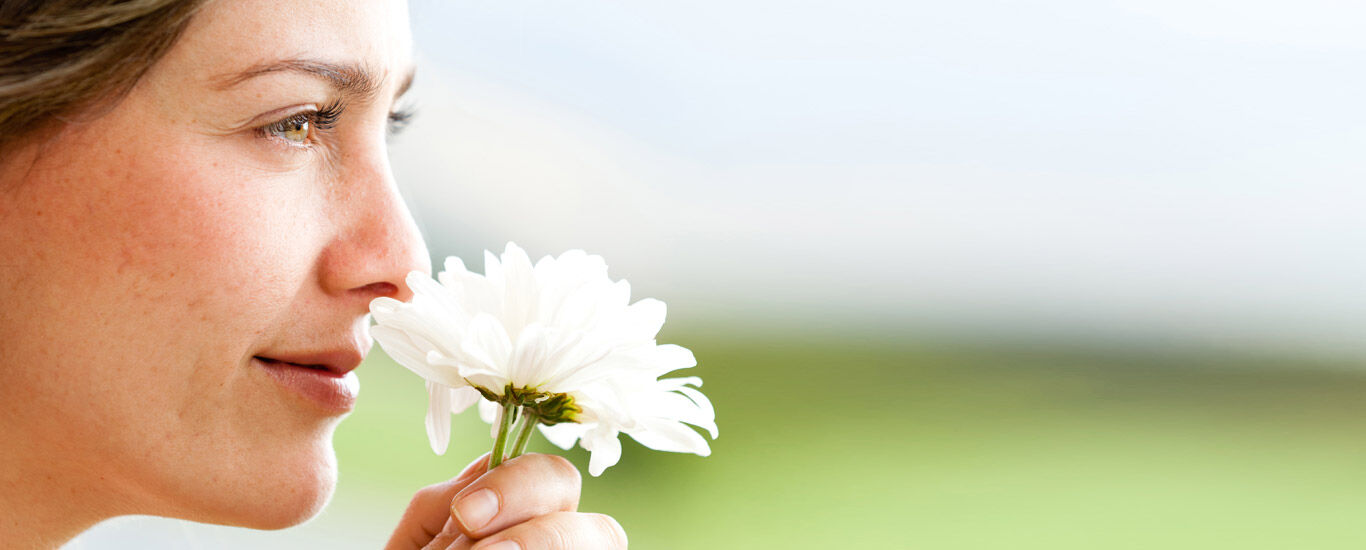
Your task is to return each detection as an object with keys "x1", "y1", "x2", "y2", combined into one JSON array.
[
  {"x1": 100, "y1": 143, "x2": 328, "y2": 429},
  {"x1": 2, "y1": 120, "x2": 335, "y2": 518},
  {"x1": 64, "y1": 137, "x2": 314, "y2": 380}
]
